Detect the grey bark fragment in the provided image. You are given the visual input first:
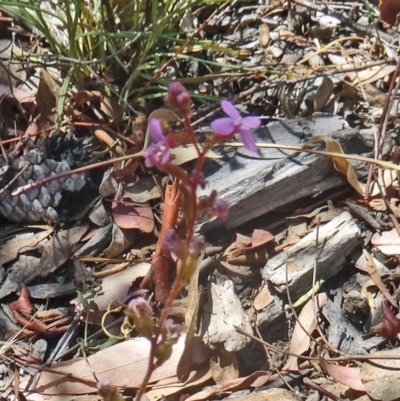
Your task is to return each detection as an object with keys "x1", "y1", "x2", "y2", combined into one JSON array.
[
  {"x1": 263, "y1": 212, "x2": 362, "y2": 303},
  {"x1": 198, "y1": 116, "x2": 368, "y2": 232},
  {"x1": 202, "y1": 274, "x2": 252, "y2": 352}
]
